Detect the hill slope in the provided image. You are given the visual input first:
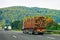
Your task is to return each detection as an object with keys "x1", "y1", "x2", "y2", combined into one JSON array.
[{"x1": 0, "y1": 6, "x2": 60, "y2": 25}]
